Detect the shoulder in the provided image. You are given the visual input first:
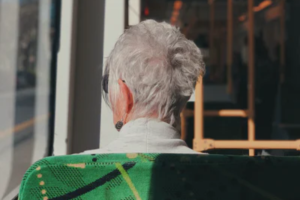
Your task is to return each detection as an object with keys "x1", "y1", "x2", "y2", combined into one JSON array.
[{"x1": 168, "y1": 142, "x2": 207, "y2": 154}]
